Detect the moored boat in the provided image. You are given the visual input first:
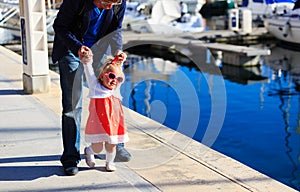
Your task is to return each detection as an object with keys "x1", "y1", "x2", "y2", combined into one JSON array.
[
  {"x1": 264, "y1": 8, "x2": 300, "y2": 46},
  {"x1": 124, "y1": 0, "x2": 205, "y2": 34},
  {"x1": 242, "y1": 0, "x2": 295, "y2": 21}
]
